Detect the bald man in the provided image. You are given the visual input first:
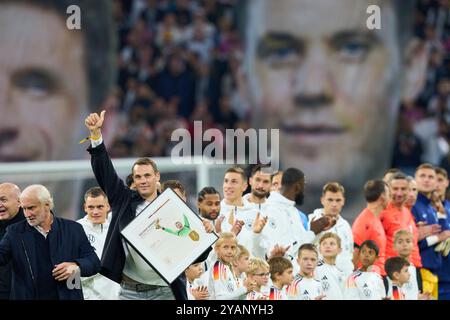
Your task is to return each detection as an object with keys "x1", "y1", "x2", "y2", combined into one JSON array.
[{"x1": 0, "y1": 183, "x2": 25, "y2": 299}]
